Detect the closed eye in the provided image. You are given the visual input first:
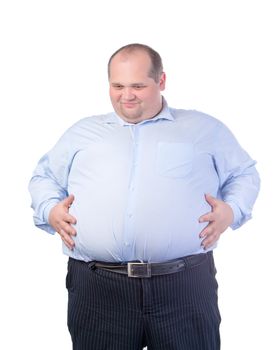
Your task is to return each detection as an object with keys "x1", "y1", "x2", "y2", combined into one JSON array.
[
  {"x1": 112, "y1": 84, "x2": 124, "y2": 90},
  {"x1": 133, "y1": 85, "x2": 146, "y2": 90}
]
